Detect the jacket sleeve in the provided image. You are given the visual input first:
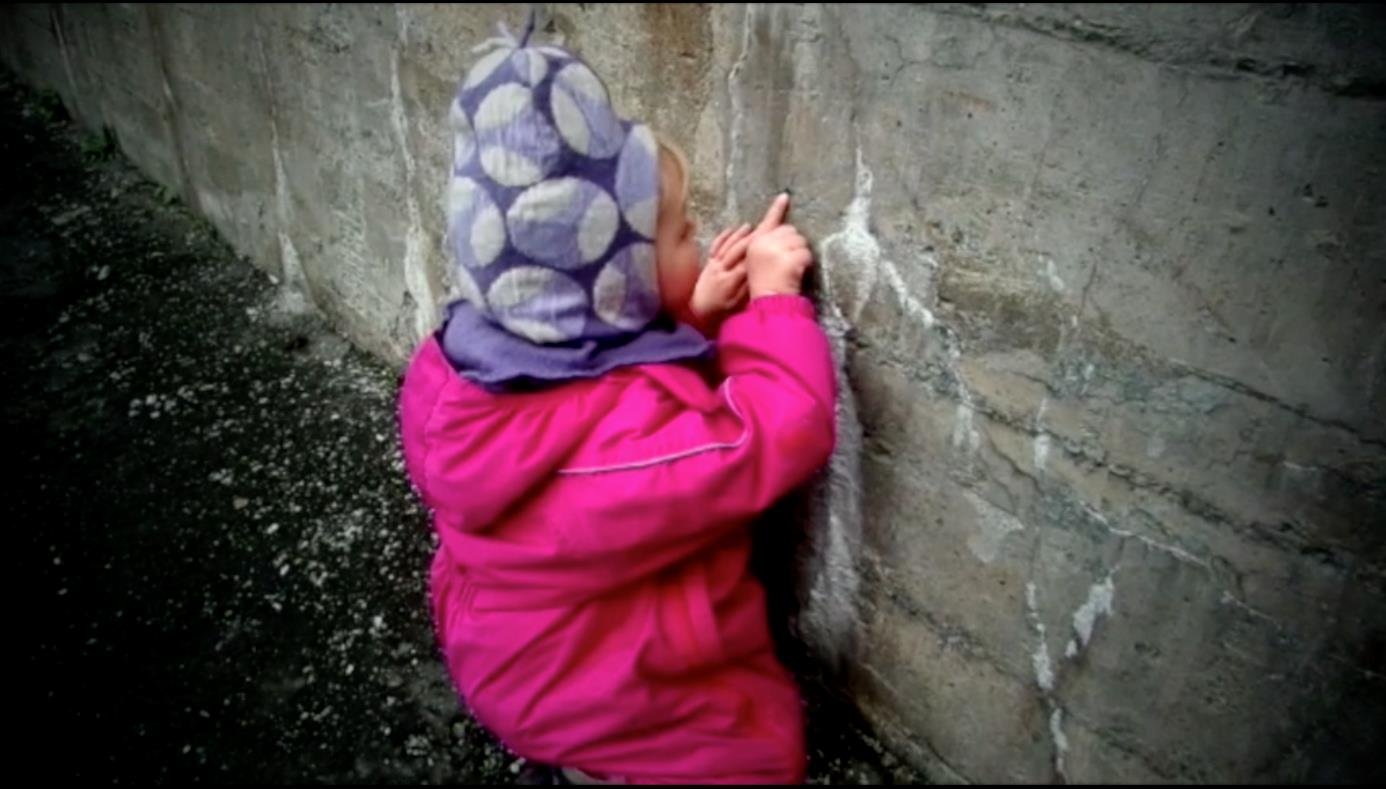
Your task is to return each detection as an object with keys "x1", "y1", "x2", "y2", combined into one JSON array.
[{"x1": 554, "y1": 295, "x2": 838, "y2": 574}]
